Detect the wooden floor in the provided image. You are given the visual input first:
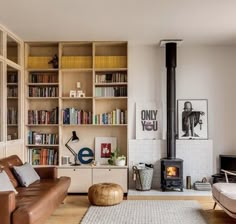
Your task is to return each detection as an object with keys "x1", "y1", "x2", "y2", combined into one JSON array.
[{"x1": 45, "y1": 195, "x2": 236, "y2": 224}]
